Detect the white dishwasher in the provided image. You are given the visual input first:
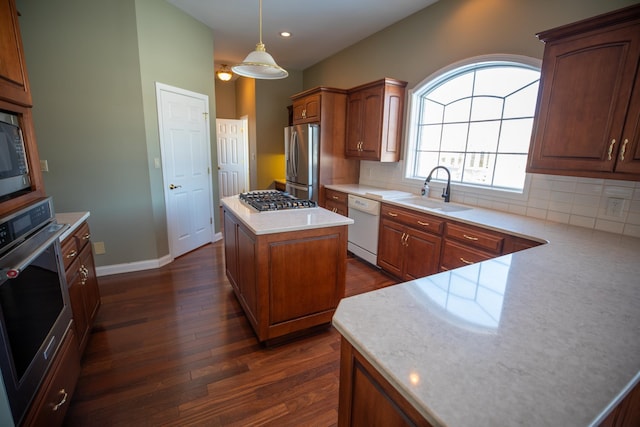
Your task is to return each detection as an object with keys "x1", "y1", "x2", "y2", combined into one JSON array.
[{"x1": 347, "y1": 194, "x2": 381, "y2": 266}]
